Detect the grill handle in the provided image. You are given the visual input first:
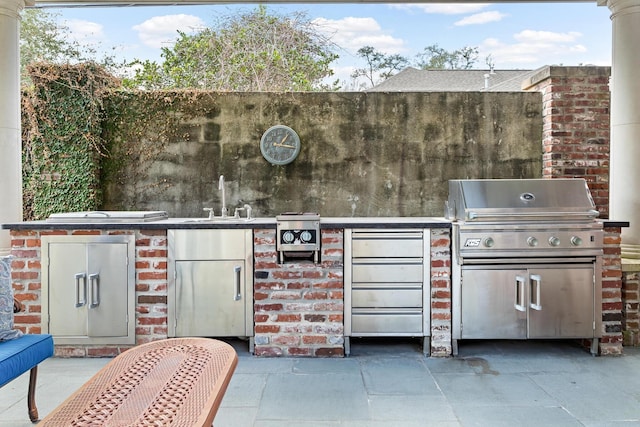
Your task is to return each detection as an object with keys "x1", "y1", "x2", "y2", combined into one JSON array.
[
  {"x1": 466, "y1": 210, "x2": 600, "y2": 221},
  {"x1": 530, "y1": 274, "x2": 542, "y2": 310},
  {"x1": 515, "y1": 276, "x2": 526, "y2": 312}
]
